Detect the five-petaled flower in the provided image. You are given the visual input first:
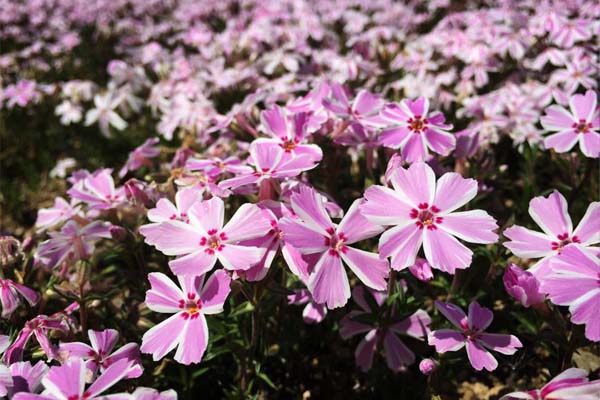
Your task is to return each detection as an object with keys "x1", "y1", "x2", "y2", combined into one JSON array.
[
  {"x1": 279, "y1": 186, "x2": 389, "y2": 309},
  {"x1": 503, "y1": 190, "x2": 599, "y2": 279},
  {"x1": 429, "y1": 301, "x2": 522, "y2": 371},
  {"x1": 140, "y1": 197, "x2": 271, "y2": 276},
  {"x1": 140, "y1": 270, "x2": 231, "y2": 365},
  {"x1": 360, "y1": 162, "x2": 498, "y2": 273}
]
